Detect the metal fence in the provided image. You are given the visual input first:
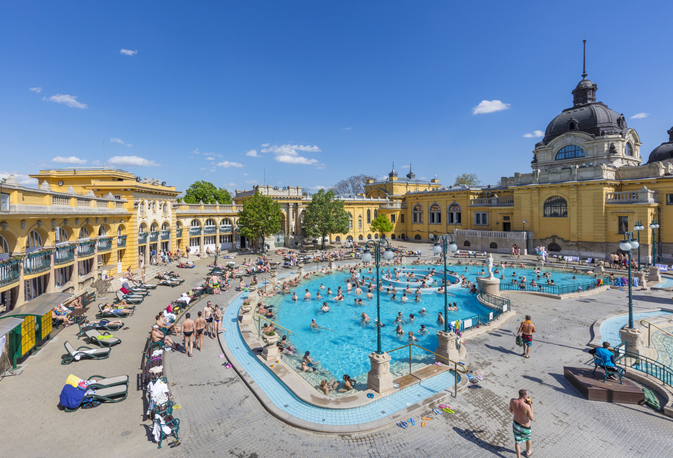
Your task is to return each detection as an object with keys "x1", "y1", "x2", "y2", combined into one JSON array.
[
  {"x1": 498, "y1": 277, "x2": 608, "y2": 295},
  {"x1": 615, "y1": 340, "x2": 673, "y2": 387}
]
